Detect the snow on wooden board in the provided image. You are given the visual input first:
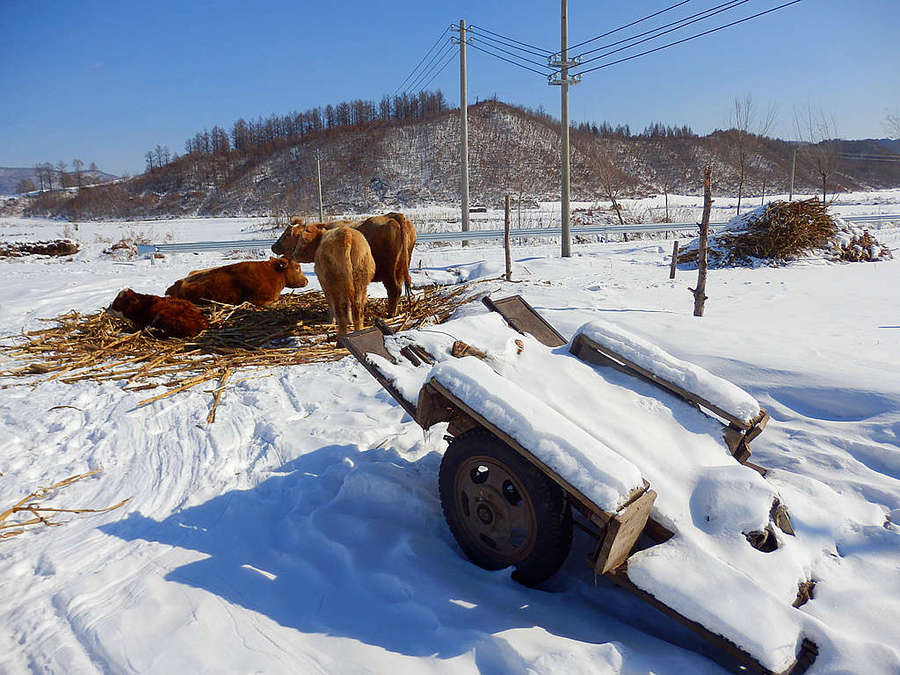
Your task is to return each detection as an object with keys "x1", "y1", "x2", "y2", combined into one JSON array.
[
  {"x1": 428, "y1": 356, "x2": 645, "y2": 512},
  {"x1": 576, "y1": 319, "x2": 762, "y2": 424}
]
